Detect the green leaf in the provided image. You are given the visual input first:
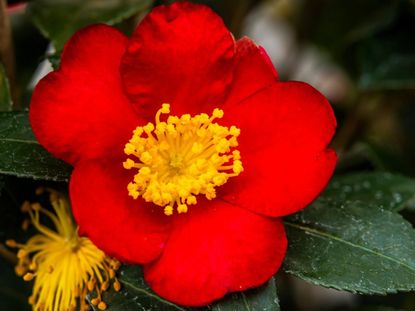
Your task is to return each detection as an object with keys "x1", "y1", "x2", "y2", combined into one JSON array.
[
  {"x1": 211, "y1": 278, "x2": 280, "y2": 311},
  {"x1": 0, "y1": 112, "x2": 72, "y2": 181},
  {"x1": 91, "y1": 265, "x2": 280, "y2": 311},
  {"x1": 90, "y1": 265, "x2": 191, "y2": 311},
  {"x1": 27, "y1": 0, "x2": 154, "y2": 51},
  {"x1": 323, "y1": 172, "x2": 415, "y2": 211},
  {"x1": 0, "y1": 63, "x2": 12, "y2": 111},
  {"x1": 283, "y1": 199, "x2": 415, "y2": 294}
]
